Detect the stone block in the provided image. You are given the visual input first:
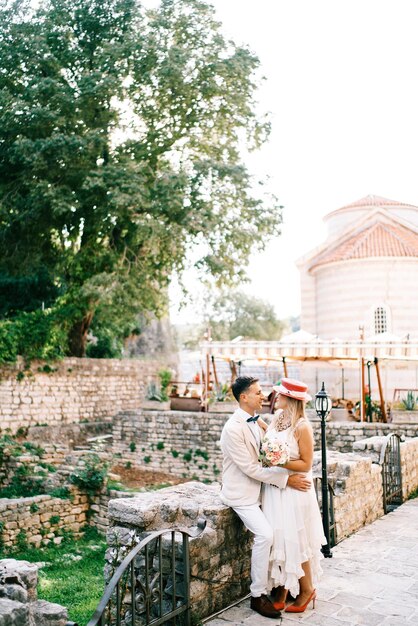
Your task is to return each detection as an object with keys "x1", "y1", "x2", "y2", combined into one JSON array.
[
  {"x1": 31, "y1": 599, "x2": 68, "y2": 626},
  {"x1": 28, "y1": 535, "x2": 43, "y2": 548},
  {"x1": 0, "y1": 560, "x2": 38, "y2": 600},
  {"x1": 0, "y1": 584, "x2": 28, "y2": 604},
  {"x1": 0, "y1": 599, "x2": 30, "y2": 625}
]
